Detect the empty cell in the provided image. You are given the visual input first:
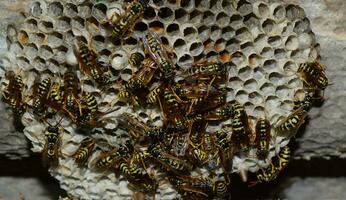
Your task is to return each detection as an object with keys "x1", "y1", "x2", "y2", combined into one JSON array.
[
  {"x1": 65, "y1": 3, "x2": 78, "y2": 18},
  {"x1": 253, "y1": 106, "x2": 266, "y2": 118},
  {"x1": 71, "y1": 17, "x2": 85, "y2": 31},
  {"x1": 283, "y1": 61, "x2": 297, "y2": 72},
  {"x1": 30, "y1": 2, "x2": 43, "y2": 18},
  {"x1": 180, "y1": 0, "x2": 194, "y2": 10},
  {"x1": 33, "y1": 56, "x2": 46, "y2": 71},
  {"x1": 269, "y1": 72, "x2": 285, "y2": 85},
  {"x1": 267, "y1": 35, "x2": 282, "y2": 47},
  {"x1": 143, "y1": 7, "x2": 156, "y2": 20},
  {"x1": 134, "y1": 22, "x2": 148, "y2": 32},
  {"x1": 231, "y1": 51, "x2": 246, "y2": 66},
  {"x1": 38, "y1": 21, "x2": 54, "y2": 33},
  {"x1": 244, "y1": 79, "x2": 258, "y2": 91},
  {"x1": 178, "y1": 54, "x2": 193, "y2": 66},
  {"x1": 298, "y1": 32, "x2": 314, "y2": 49},
  {"x1": 261, "y1": 19, "x2": 276, "y2": 34},
  {"x1": 285, "y1": 35, "x2": 299, "y2": 50},
  {"x1": 290, "y1": 49, "x2": 301, "y2": 60},
  {"x1": 158, "y1": 7, "x2": 174, "y2": 20},
  {"x1": 229, "y1": 77, "x2": 243, "y2": 88},
  {"x1": 243, "y1": 13, "x2": 259, "y2": 28},
  {"x1": 293, "y1": 19, "x2": 310, "y2": 34},
  {"x1": 189, "y1": 42, "x2": 203, "y2": 56},
  {"x1": 183, "y1": 27, "x2": 197, "y2": 38},
  {"x1": 235, "y1": 90, "x2": 249, "y2": 102},
  {"x1": 214, "y1": 38, "x2": 226, "y2": 52},
  {"x1": 92, "y1": 3, "x2": 107, "y2": 21},
  {"x1": 206, "y1": 51, "x2": 218, "y2": 61},
  {"x1": 216, "y1": 12, "x2": 229, "y2": 27},
  {"x1": 260, "y1": 82, "x2": 275, "y2": 94},
  {"x1": 24, "y1": 18, "x2": 38, "y2": 32},
  {"x1": 25, "y1": 43, "x2": 38, "y2": 59},
  {"x1": 275, "y1": 85, "x2": 290, "y2": 99},
  {"x1": 248, "y1": 53, "x2": 261, "y2": 67},
  {"x1": 272, "y1": 4, "x2": 285, "y2": 22},
  {"x1": 286, "y1": 5, "x2": 305, "y2": 21},
  {"x1": 221, "y1": 27, "x2": 235, "y2": 40},
  {"x1": 189, "y1": 10, "x2": 203, "y2": 23},
  {"x1": 260, "y1": 47, "x2": 274, "y2": 58},
  {"x1": 203, "y1": 11, "x2": 215, "y2": 25},
  {"x1": 274, "y1": 49, "x2": 286, "y2": 59},
  {"x1": 240, "y1": 41, "x2": 254, "y2": 53},
  {"x1": 56, "y1": 17, "x2": 71, "y2": 32},
  {"x1": 149, "y1": 21, "x2": 165, "y2": 33},
  {"x1": 230, "y1": 14, "x2": 244, "y2": 29},
  {"x1": 78, "y1": 4, "x2": 92, "y2": 18},
  {"x1": 175, "y1": 8, "x2": 188, "y2": 22},
  {"x1": 39, "y1": 45, "x2": 53, "y2": 59},
  {"x1": 47, "y1": 32, "x2": 63, "y2": 48},
  {"x1": 166, "y1": 23, "x2": 180, "y2": 36},
  {"x1": 287, "y1": 77, "x2": 302, "y2": 88},
  {"x1": 238, "y1": 66, "x2": 252, "y2": 80},
  {"x1": 237, "y1": 1, "x2": 253, "y2": 15},
  {"x1": 253, "y1": 66, "x2": 265, "y2": 80},
  {"x1": 253, "y1": 2, "x2": 269, "y2": 18},
  {"x1": 32, "y1": 33, "x2": 46, "y2": 45},
  {"x1": 91, "y1": 35, "x2": 106, "y2": 52},
  {"x1": 173, "y1": 38, "x2": 186, "y2": 49},
  {"x1": 265, "y1": 95, "x2": 280, "y2": 109},
  {"x1": 210, "y1": 25, "x2": 221, "y2": 40},
  {"x1": 263, "y1": 59, "x2": 278, "y2": 71},
  {"x1": 235, "y1": 27, "x2": 253, "y2": 42},
  {"x1": 198, "y1": 25, "x2": 210, "y2": 41},
  {"x1": 48, "y1": 2, "x2": 64, "y2": 17},
  {"x1": 47, "y1": 59, "x2": 60, "y2": 74}
]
